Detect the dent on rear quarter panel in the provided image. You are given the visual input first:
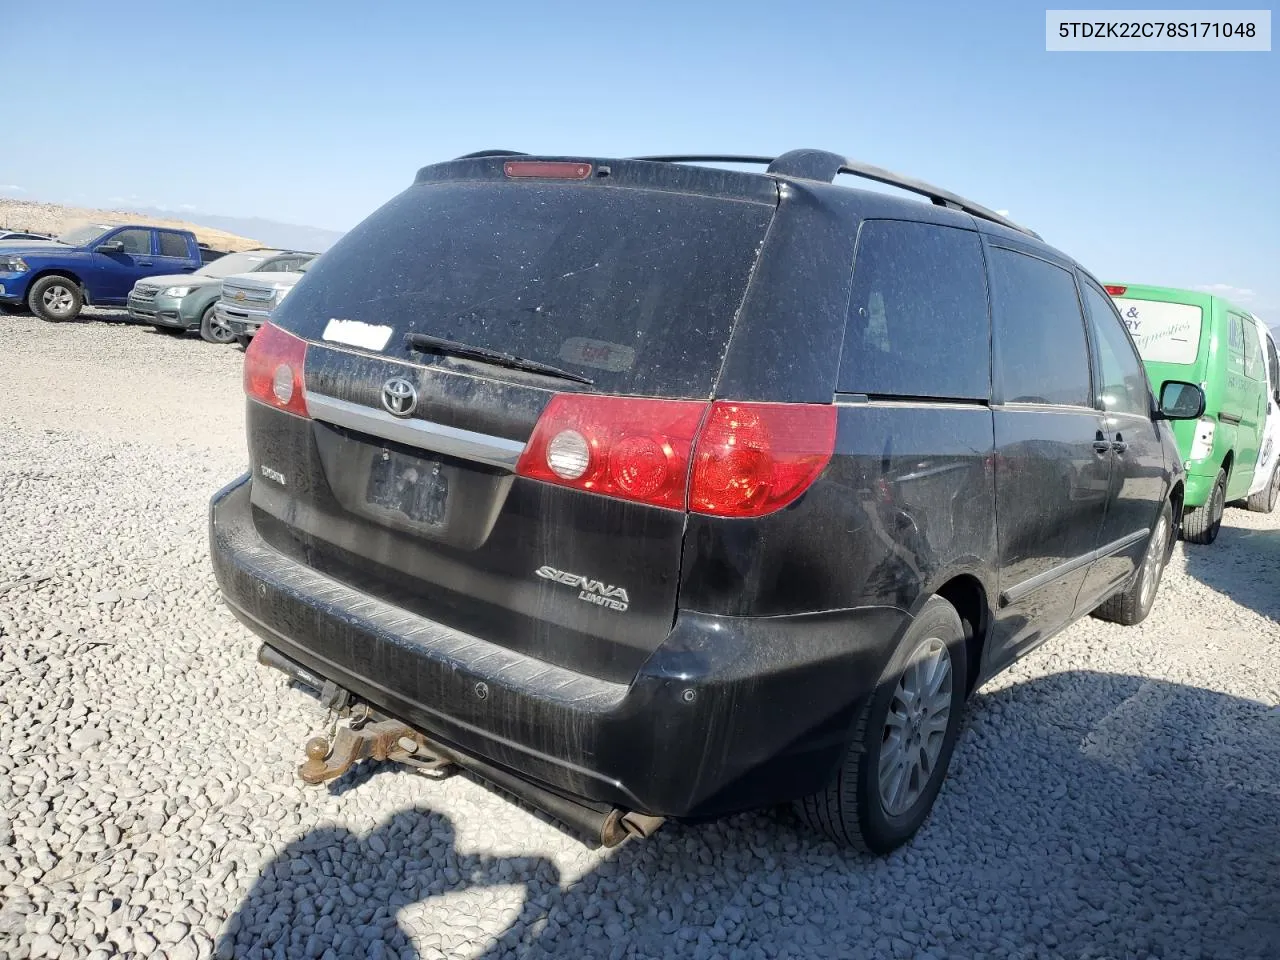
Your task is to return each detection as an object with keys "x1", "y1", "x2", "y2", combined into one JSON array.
[{"x1": 679, "y1": 403, "x2": 997, "y2": 620}]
